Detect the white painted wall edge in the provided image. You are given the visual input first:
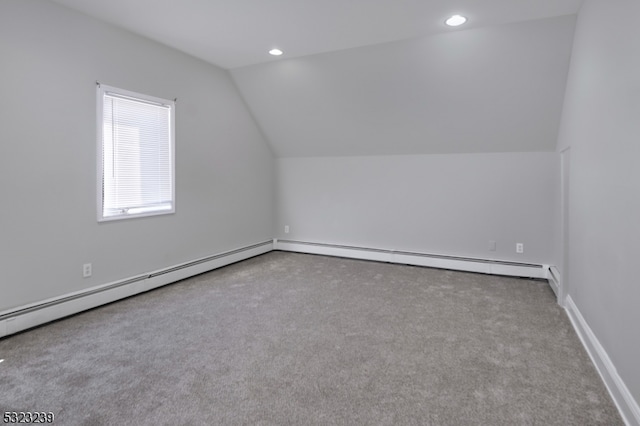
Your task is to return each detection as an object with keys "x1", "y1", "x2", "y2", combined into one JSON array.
[
  {"x1": 0, "y1": 240, "x2": 273, "y2": 339},
  {"x1": 565, "y1": 296, "x2": 640, "y2": 426},
  {"x1": 274, "y1": 239, "x2": 549, "y2": 279}
]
